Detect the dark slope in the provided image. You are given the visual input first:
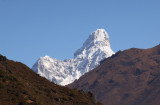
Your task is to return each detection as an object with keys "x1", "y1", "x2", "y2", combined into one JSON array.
[
  {"x1": 0, "y1": 54, "x2": 102, "y2": 105},
  {"x1": 68, "y1": 44, "x2": 160, "y2": 105}
]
